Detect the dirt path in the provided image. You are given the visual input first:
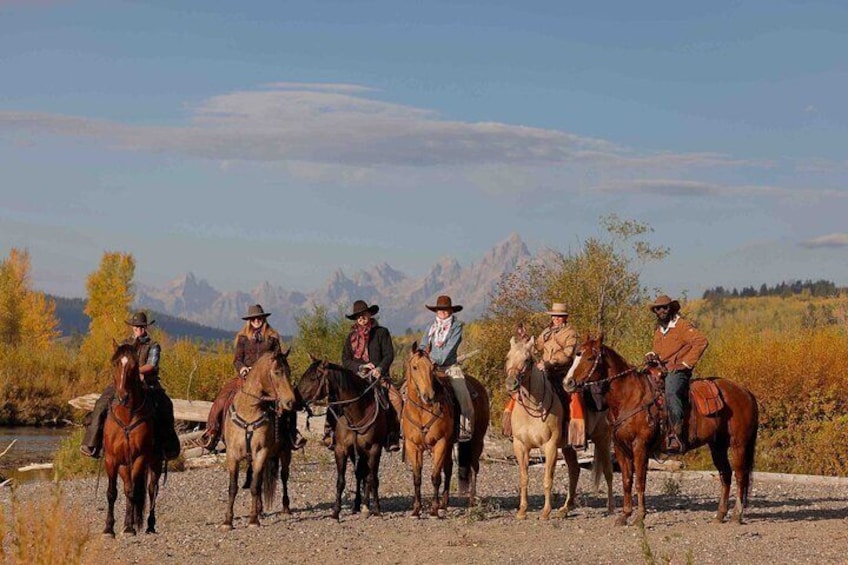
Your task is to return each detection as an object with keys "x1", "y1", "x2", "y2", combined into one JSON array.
[{"x1": 5, "y1": 438, "x2": 847, "y2": 565}]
